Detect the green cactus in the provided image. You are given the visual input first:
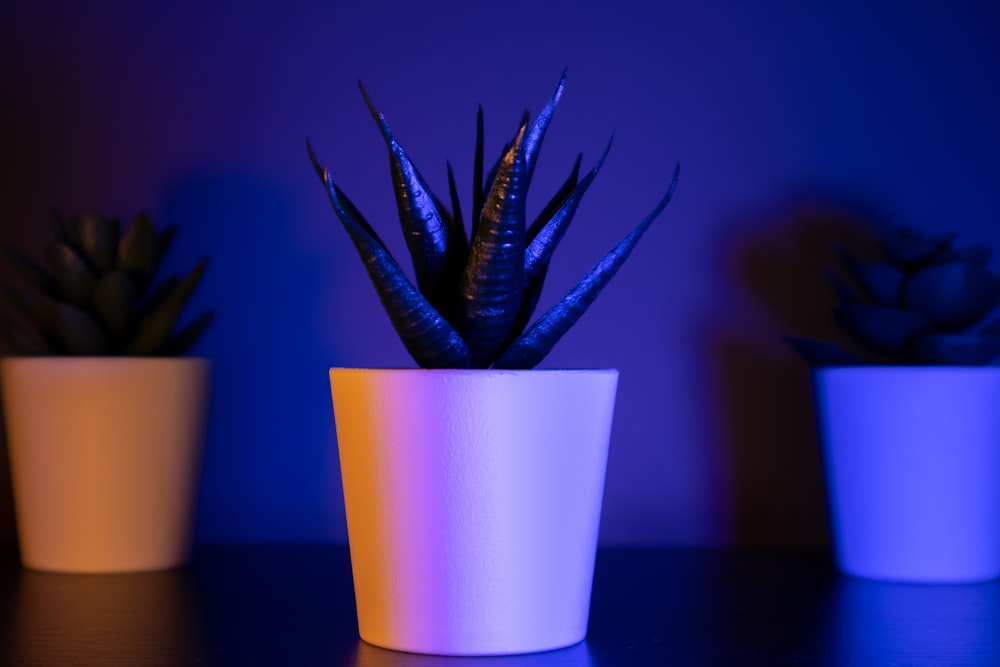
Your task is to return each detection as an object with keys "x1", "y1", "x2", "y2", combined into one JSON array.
[
  {"x1": 2, "y1": 210, "x2": 212, "y2": 356},
  {"x1": 788, "y1": 228, "x2": 1000, "y2": 366},
  {"x1": 308, "y1": 70, "x2": 679, "y2": 369}
]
